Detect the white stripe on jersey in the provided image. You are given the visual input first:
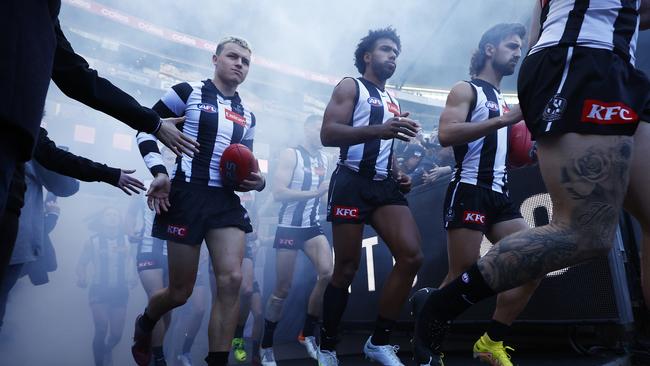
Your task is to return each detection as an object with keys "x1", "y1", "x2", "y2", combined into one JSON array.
[
  {"x1": 531, "y1": 0, "x2": 640, "y2": 64},
  {"x1": 138, "y1": 79, "x2": 256, "y2": 187},
  {"x1": 339, "y1": 78, "x2": 400, "y2": 180},
  {"x1": 138, "y1": 180, "x2": 167, "y2": 256},
  {"x1": 452, "y1": 79, "x2": 508, "y2": 193},
  {"x1": 278, "y1": 147, "x2": 329, "y2": 228}
]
